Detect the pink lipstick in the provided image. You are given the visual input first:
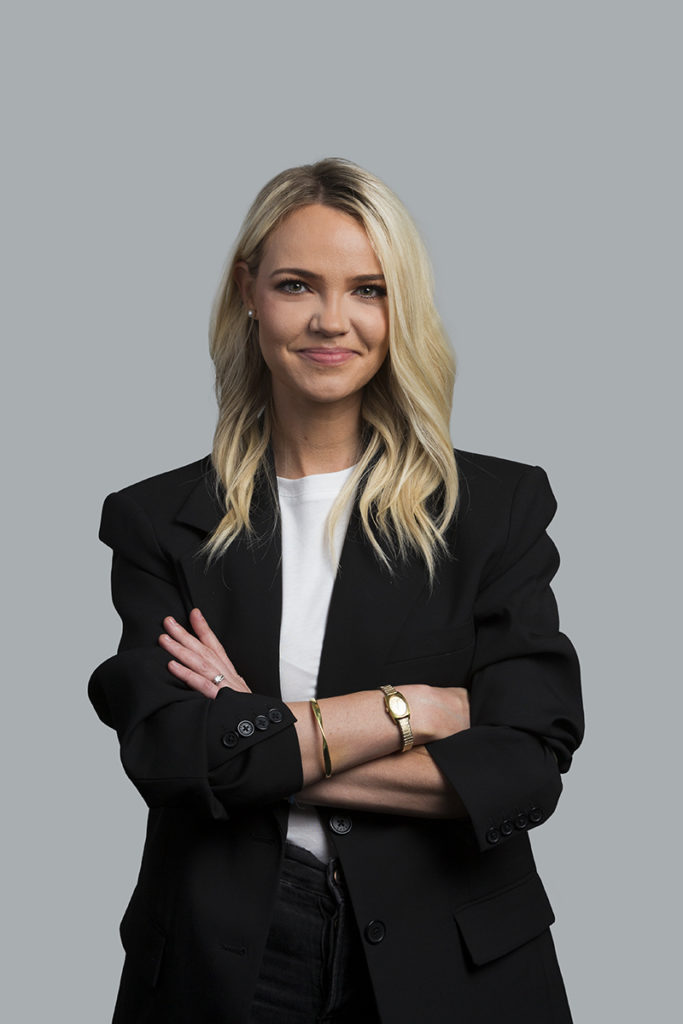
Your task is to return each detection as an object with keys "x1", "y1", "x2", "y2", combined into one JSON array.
[{"x1": 298, "y1": 348, "x2": 357, "y2": 365}]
